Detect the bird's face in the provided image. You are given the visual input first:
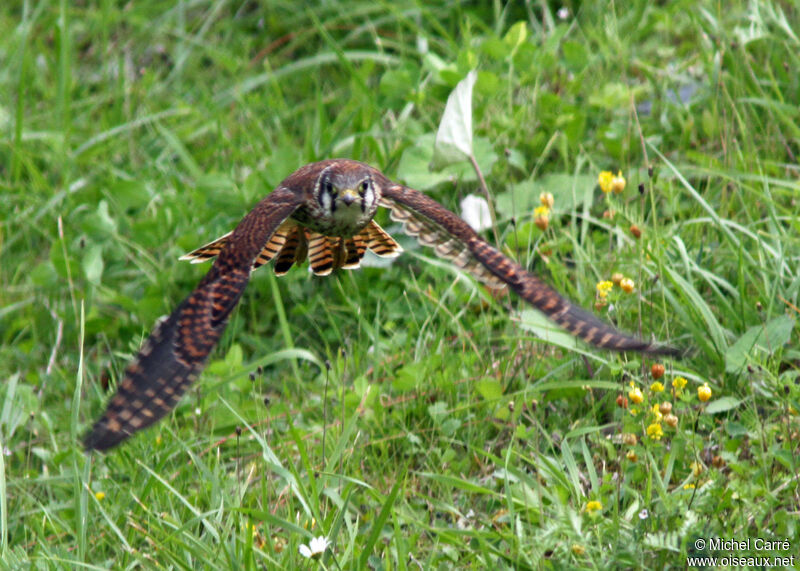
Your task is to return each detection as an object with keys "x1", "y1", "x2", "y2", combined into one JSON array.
[{"x1": 311, "y1": 165, "x2": 379, "y2": 234}]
